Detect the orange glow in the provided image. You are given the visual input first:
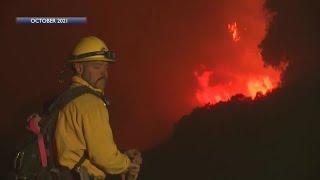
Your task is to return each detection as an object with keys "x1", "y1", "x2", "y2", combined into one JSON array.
[
  {"x1": 194, "y1": 70, "x2": 232, "y2": 104},
  {"x1": 194, "y1": 68, "x2": 280, "y2": 105},
  {"x1": 228, "y1": 22, "x2": 240, "y2": 42},
  {"x1": 247, "y1": 77, "x2": 273, "y2": 97},
  {"x1": 193, "y1": 19, "x2": 284, "y2": 106}
]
